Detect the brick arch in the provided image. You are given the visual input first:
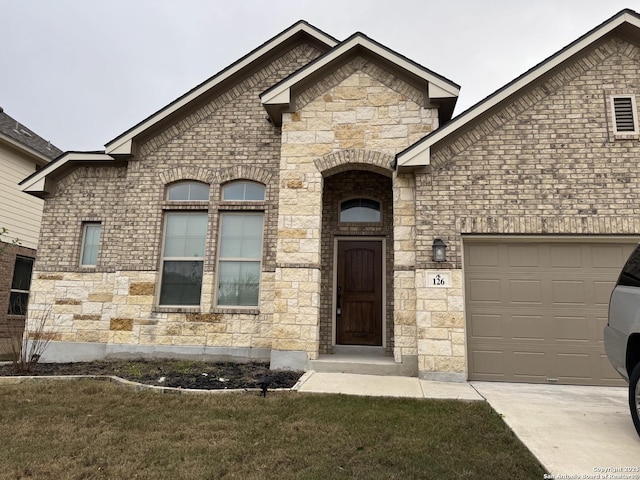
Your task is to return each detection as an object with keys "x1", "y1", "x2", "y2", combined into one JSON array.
[
  {"x1": 315, "y1": 149, "x2": 394, "y2": 178},
  {"x1": 215, "y1": 165, "x2": 273, "y2": 185},
  {"x1": 158, "y1": 166, "x2": 216, "y2": 185}
]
